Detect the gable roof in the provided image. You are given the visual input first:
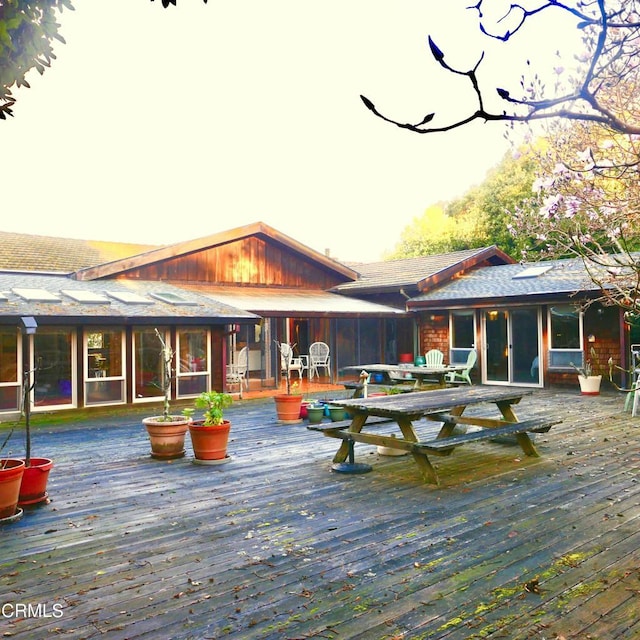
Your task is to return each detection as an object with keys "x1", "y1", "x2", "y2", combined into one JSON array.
[
  {"x1": 0, "y1": 231, "x2": 156, "y2": 273},
  {"x1": 74, "y1": 222, "x2": 359, "y2": 282},
  {"x1": 334, "y1": 246, "x2": 514, "y2": 295},
  {"x1": 407, "y1": 257, "x2": 600, "y2": 308}
]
